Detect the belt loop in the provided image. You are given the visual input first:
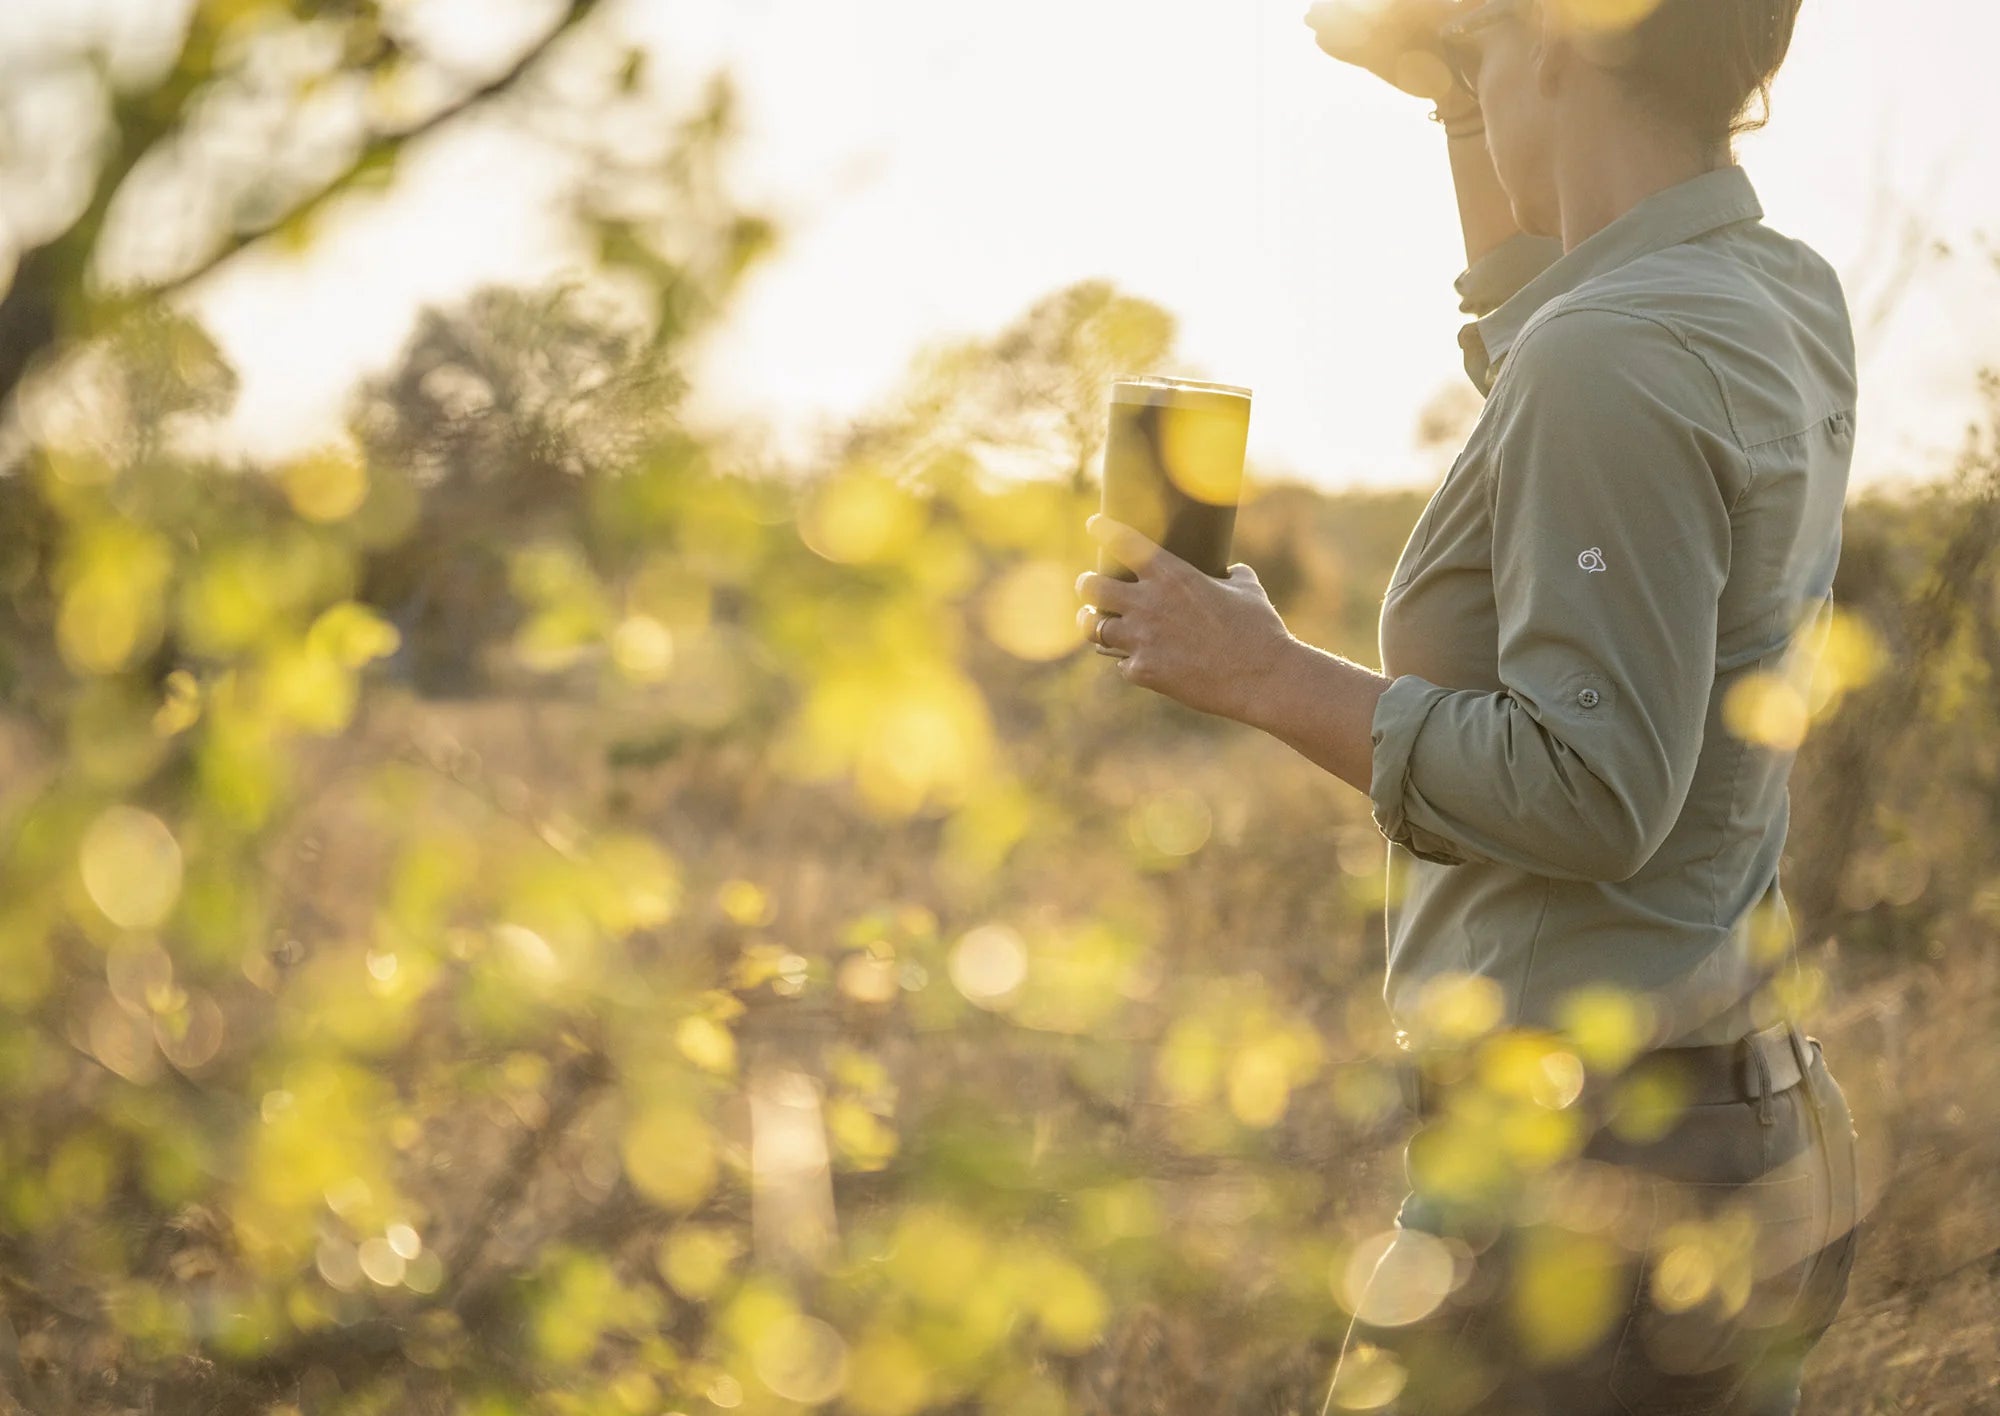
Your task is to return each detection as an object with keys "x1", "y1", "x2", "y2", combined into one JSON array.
[
  {"x1": 1784, "y1": 1019, "x2": 1822, "y2": 1107},
  {"x1": 1747, "y1": 1034, "x2": 1775, "y2": 1126},
  {"x1": 1786, "y1": 1019, "x2": 1810, "y2": 1070}
]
